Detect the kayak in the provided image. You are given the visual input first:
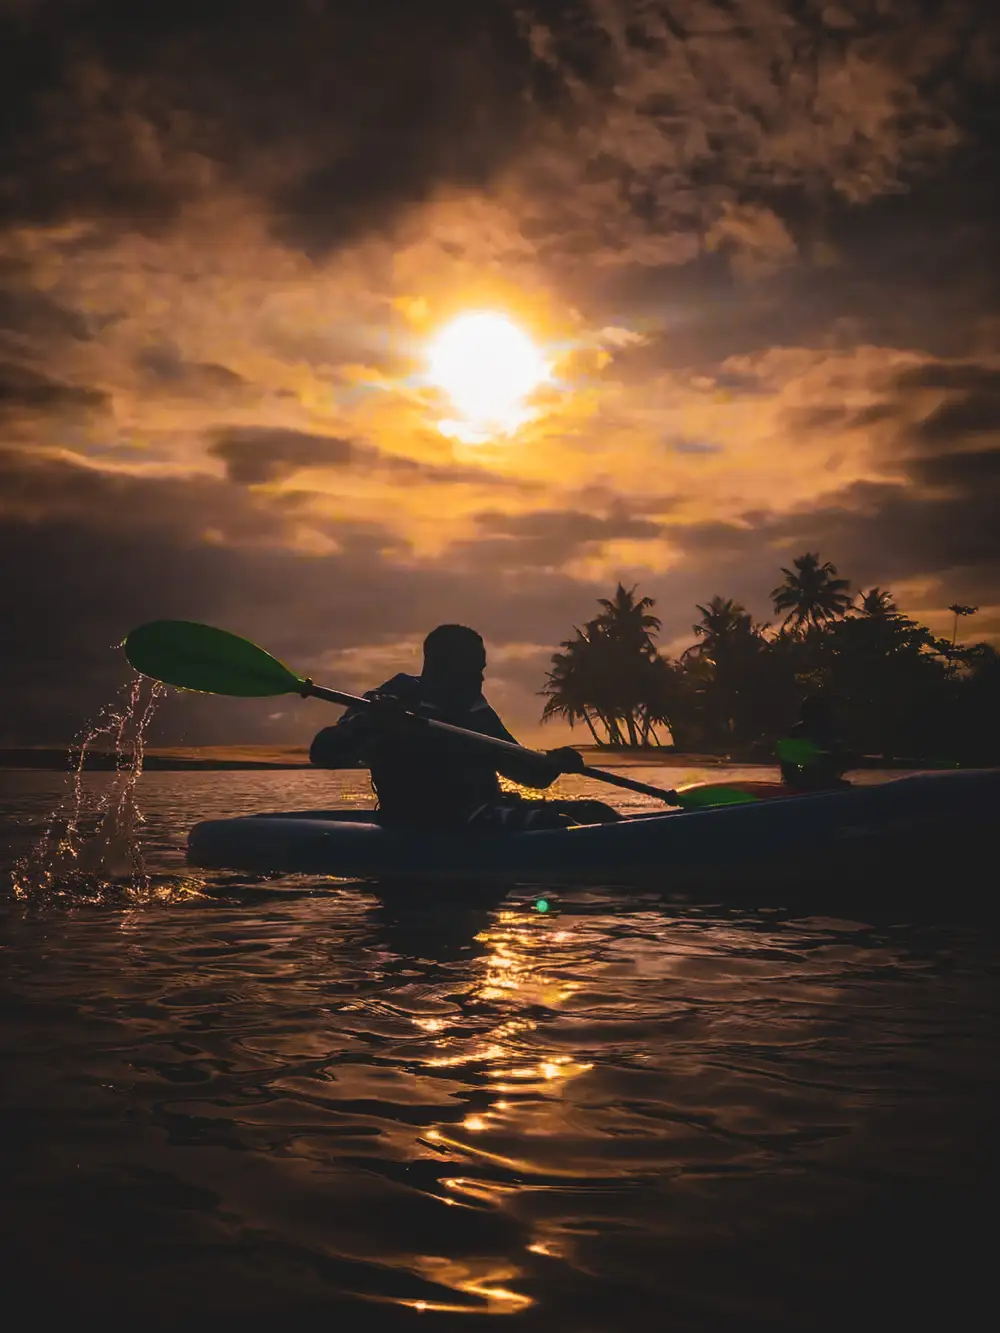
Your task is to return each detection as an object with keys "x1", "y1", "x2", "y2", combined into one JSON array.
[{"x1": 187, "y1": 769, "x2": 999, "y2": 890}]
